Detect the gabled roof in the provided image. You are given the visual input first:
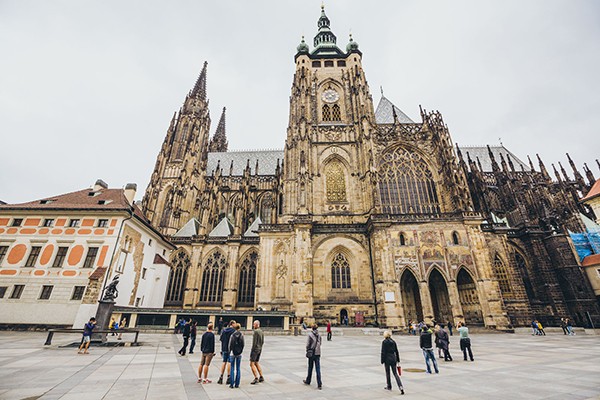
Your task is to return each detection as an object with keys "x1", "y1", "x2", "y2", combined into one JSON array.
[
  {"x1": 207, "y1": 150, "x2": 283, "y2": 177},
  {"x1": 243, "y1": 217, "x2": 262, "y2": 237},
  {"x1": 459, "y1": 145, "x2": 530, "y2": 172},
  {"x1": 173, "y1": 218, "x2": 201, "y2": 237},
  {"x1": 0, "y1": 188, "x2": 131, "y2": 211},
  {"x1": 153, "y1": 254, "x2": 170, "y2": 265},
  {"x1": 375, "y1": 95, "x2": 414, "y2": 124},
  {"x1": 208, "y1": 217, "x2": 234, "y2": 237},
  {"x1": 582, "y1": 179, "x2": 600, "y2": 202}
]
